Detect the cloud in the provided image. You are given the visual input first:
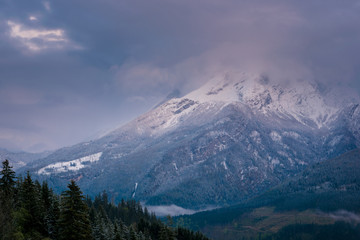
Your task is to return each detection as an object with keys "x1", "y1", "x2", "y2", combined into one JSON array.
[
  {"x1": 145, "y1": 204, "x2": 196, "y2": 217},
  {"x1": 0, "y1": 86, "x2": 42, "y2": 105},
  {"x1": 29, "y1": 16, "x2": 37, "y2": 21},
  {"x1": 43, "y1": 1, "x2": 51, "y2": 12},
  {"x1": 0, "y1": 0, "x2": 360, "y2": 152},
  {"x1": 112, "y1": 62, "x2": 174, "y2": 97},
  {"x1": 6, "y1": 20, "x2": 78, "y2": 52},
  {"x1": 52, "y1": 0, "x2": 359, "y2": 94},
  {"x1": 126, "y1": 96, "x2": 147, "y2": 104},
  {"x1": 145, "y1": 204, "x2": 218, "y2": 216},
  {"x1": 326, "y1": 210, "x2": 360, "y2": 225}
]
